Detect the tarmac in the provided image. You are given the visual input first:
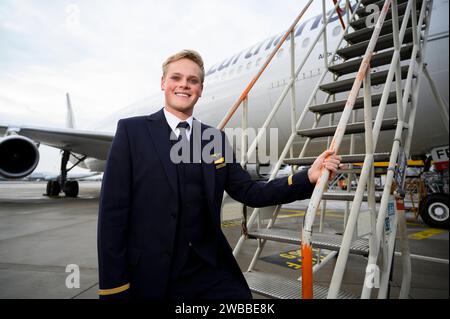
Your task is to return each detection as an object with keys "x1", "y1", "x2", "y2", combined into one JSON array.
[{"x1": 0, "y1": 181, "x2": 448, "y2": 299}]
